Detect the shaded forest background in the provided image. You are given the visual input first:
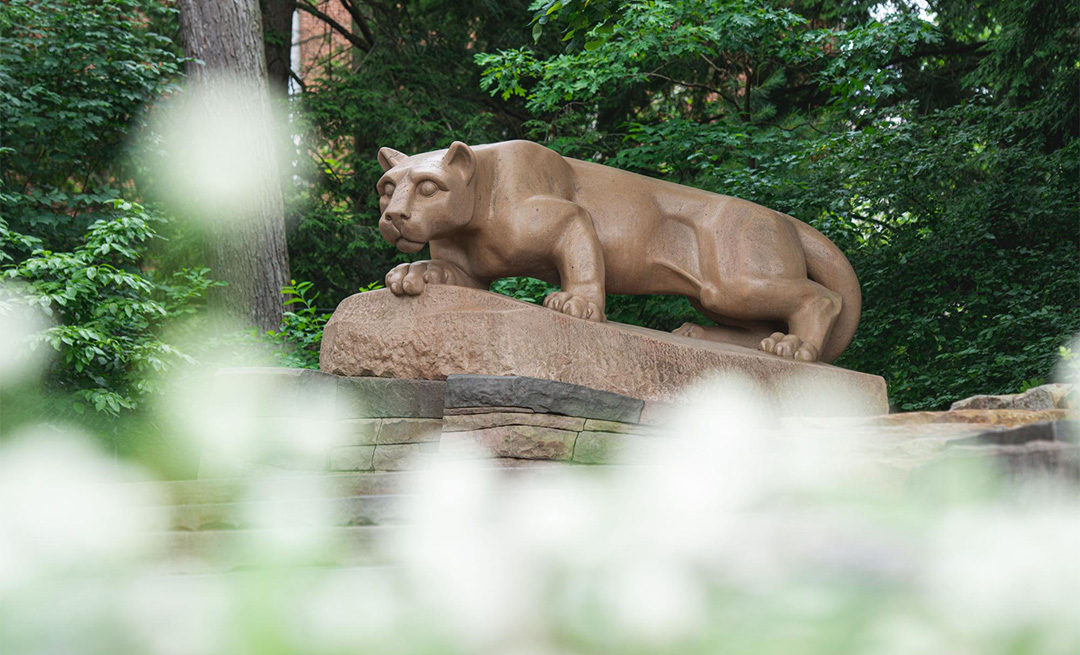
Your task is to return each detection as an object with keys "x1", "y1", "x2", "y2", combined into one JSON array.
[{"x1": 1, "y1": 0, "x2": 1077, "y2": 438}]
